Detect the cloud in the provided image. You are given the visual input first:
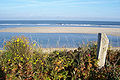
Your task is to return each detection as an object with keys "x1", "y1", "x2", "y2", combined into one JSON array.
[
  {"x1": 23, "y1": 0, "x2": 120, "y2": 7},
  {"x1": 1, "y1": 0, "x2": 120, "y2": 9}
]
